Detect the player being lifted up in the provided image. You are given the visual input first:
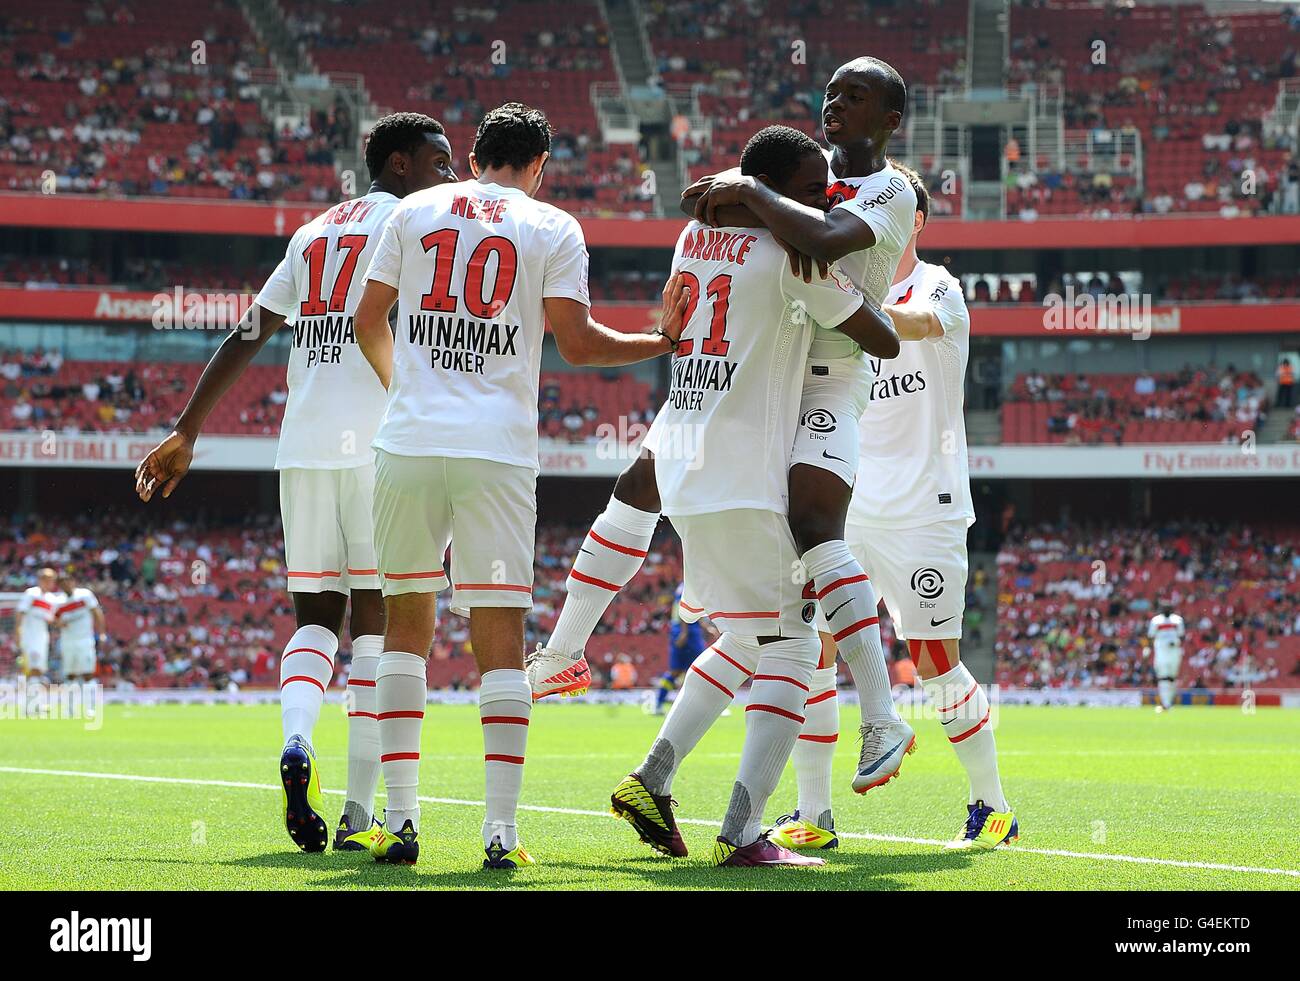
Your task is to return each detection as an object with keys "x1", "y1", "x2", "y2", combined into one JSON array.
[
  {"x1": 135, "y1": 112, "x2": 458, "y2": 854},
  {"x1": 610, "y1": 125, "x2": 900, "y2": 867},
  {"x1": 1147, "y1": 601, "x2": 1185, "y2": 712},
  {"x1": 769, "y1": 167, "x2": 1016, "y2": 853},
  {"x1": 530, "y1": 57, "x2": 920, "y2": 795},
  {"x1": 350, "y1": 103, "x2": 689, "y2": 869}
]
